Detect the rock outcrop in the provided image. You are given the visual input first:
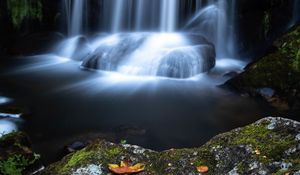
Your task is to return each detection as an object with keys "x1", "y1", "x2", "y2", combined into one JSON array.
[
  {"x1": 42, "y1": 117, "x2": 300, "y2": 175},
  {"x1": 226, "y1": 24, "x2": 300, "y2": 112}
]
